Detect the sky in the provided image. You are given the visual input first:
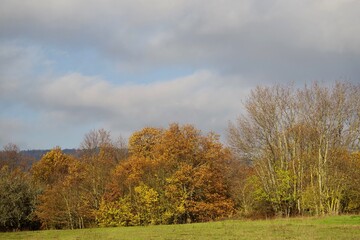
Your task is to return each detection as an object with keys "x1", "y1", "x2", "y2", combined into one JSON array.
[{"x1": 1, "y1": 0, "x2": 360, "y2": 149}]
